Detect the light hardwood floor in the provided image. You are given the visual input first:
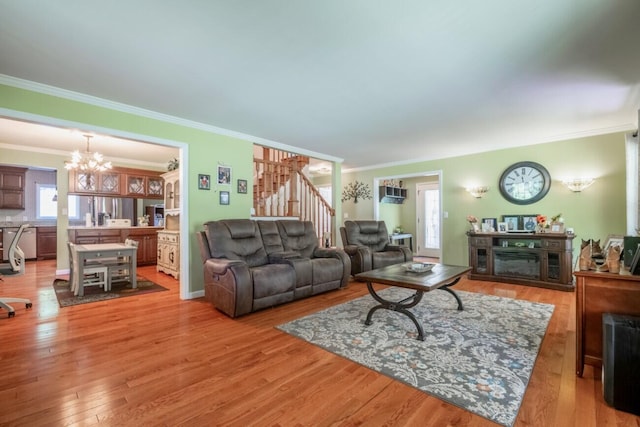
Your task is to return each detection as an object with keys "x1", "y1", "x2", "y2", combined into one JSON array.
[{"x1": 0, "y1": 260, "x2": 638, "y2": 426}]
